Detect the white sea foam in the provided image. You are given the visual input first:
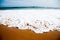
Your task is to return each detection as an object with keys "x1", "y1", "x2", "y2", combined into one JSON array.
[{"x1": 0, "y1": 9, "x2": 60, "y2": 33}]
